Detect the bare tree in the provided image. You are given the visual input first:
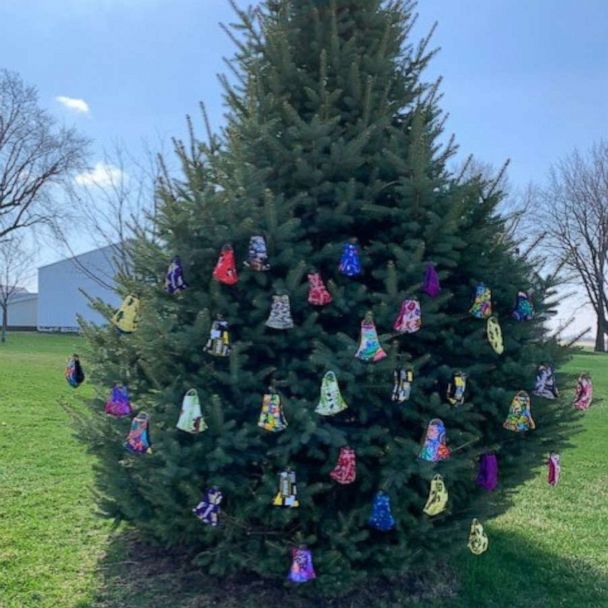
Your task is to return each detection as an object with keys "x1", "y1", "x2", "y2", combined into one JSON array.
[
  {"x1": 0, "y1": 69, "x2": 89, "y2": 239},
  {"x1": 50, "y1": 143, "x2": 161, "y2": 289},
  {"x1": 51, "y1": 109, "x2": 211, "y2": 290},
  {"x1": 0, "y1": 235, "x2": 35, "y2": 342},
  {"x1": 538, "y1": 141, "x2": 608, "y2": 352}
]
